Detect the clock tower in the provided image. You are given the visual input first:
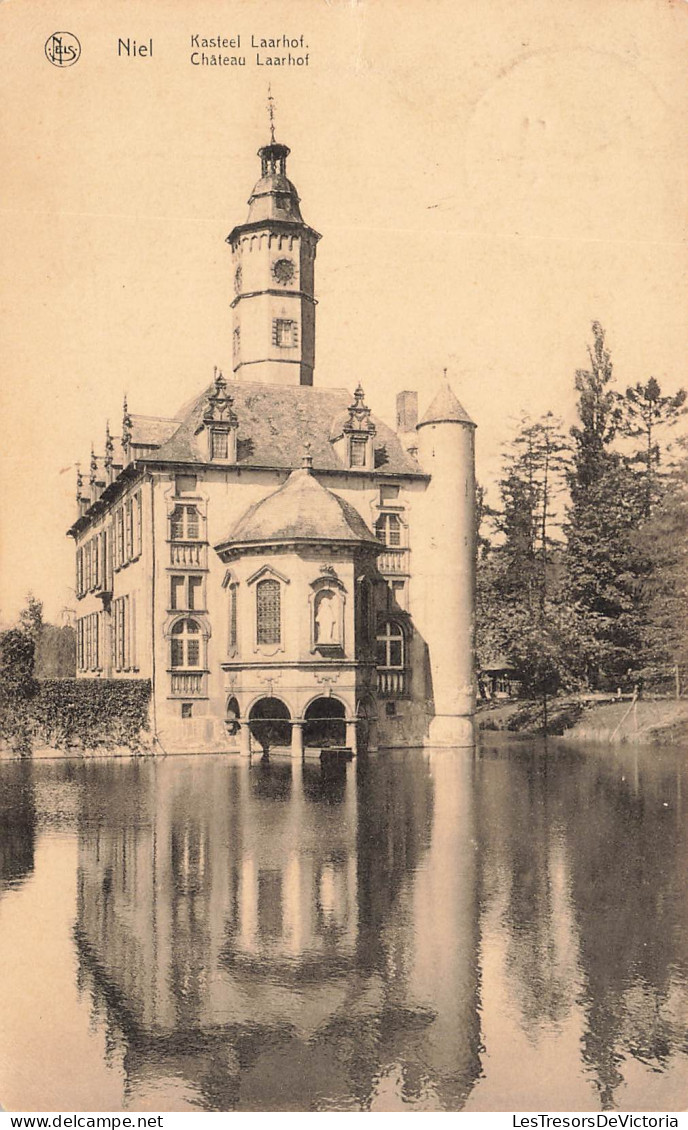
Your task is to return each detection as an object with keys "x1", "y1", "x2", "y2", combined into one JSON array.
[{"x1": 227, "y1": 139, "x2": 321, "y2": 386}]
